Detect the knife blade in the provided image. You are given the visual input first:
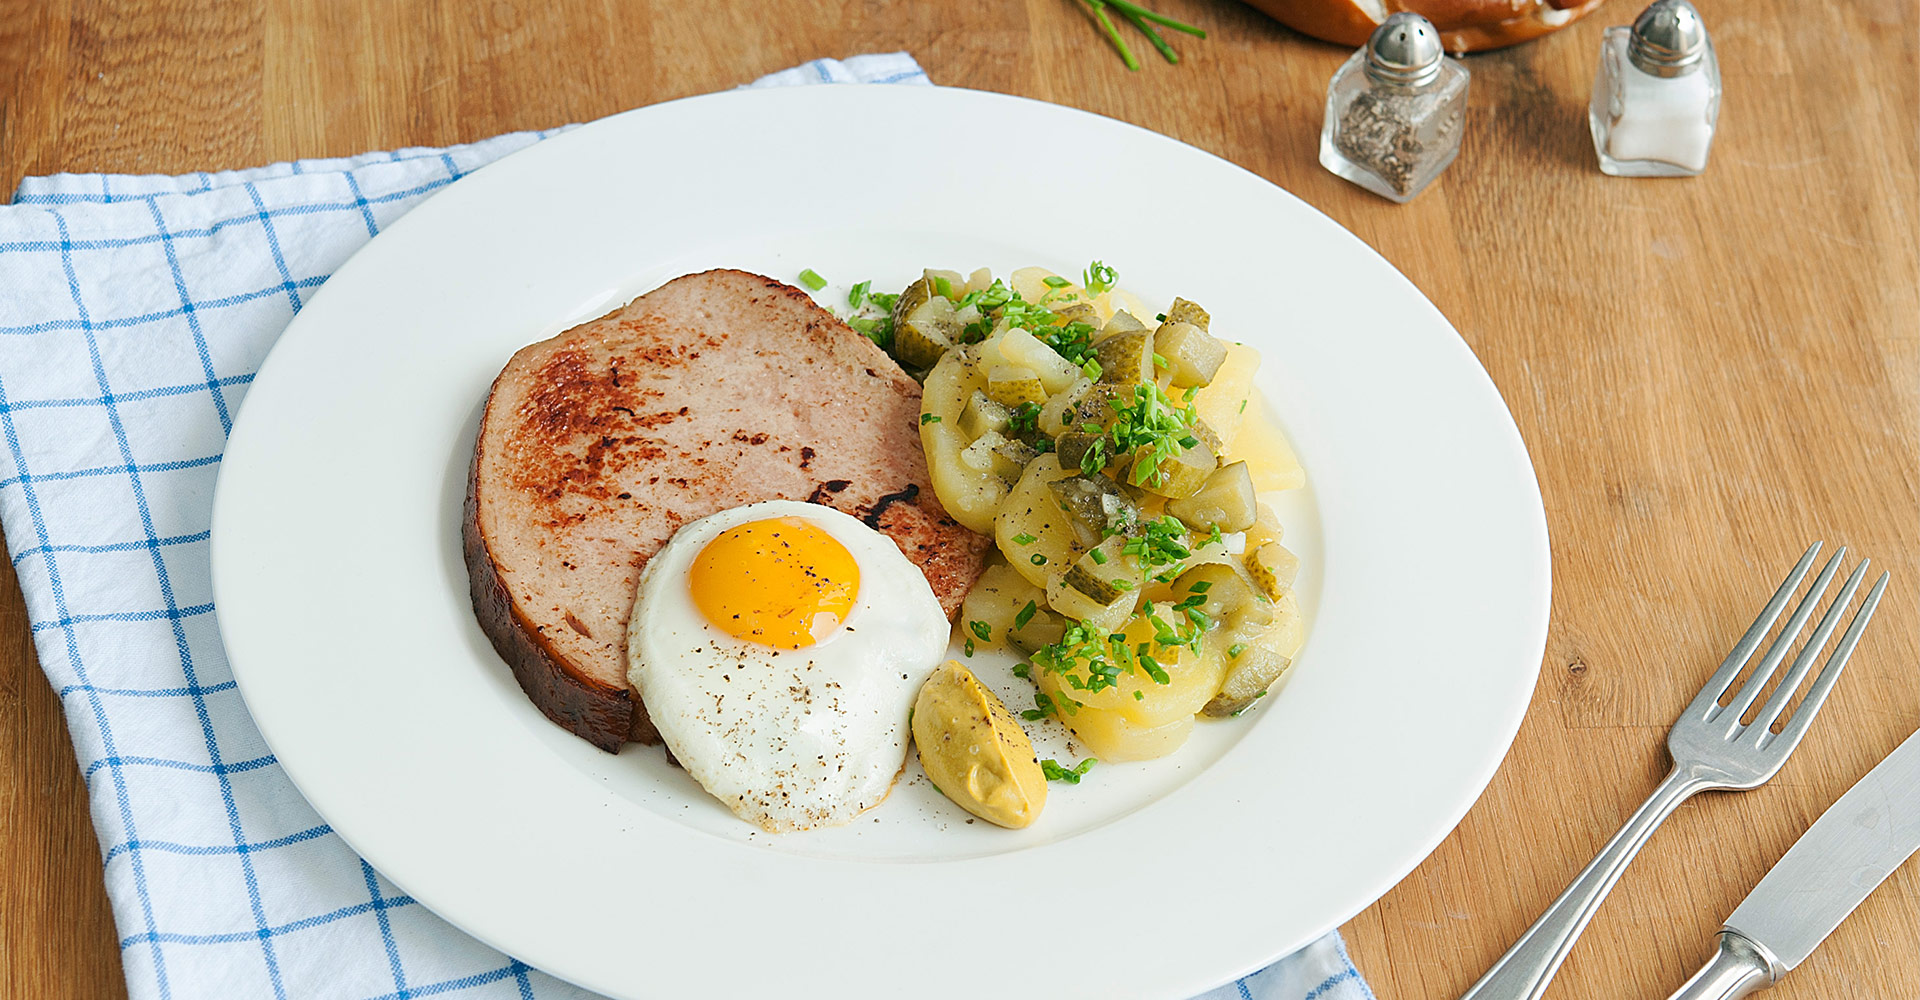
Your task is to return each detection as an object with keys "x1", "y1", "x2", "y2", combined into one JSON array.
[{"x1": 1669, "y1": 726, "x2": 1920, "y2": 1000}]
